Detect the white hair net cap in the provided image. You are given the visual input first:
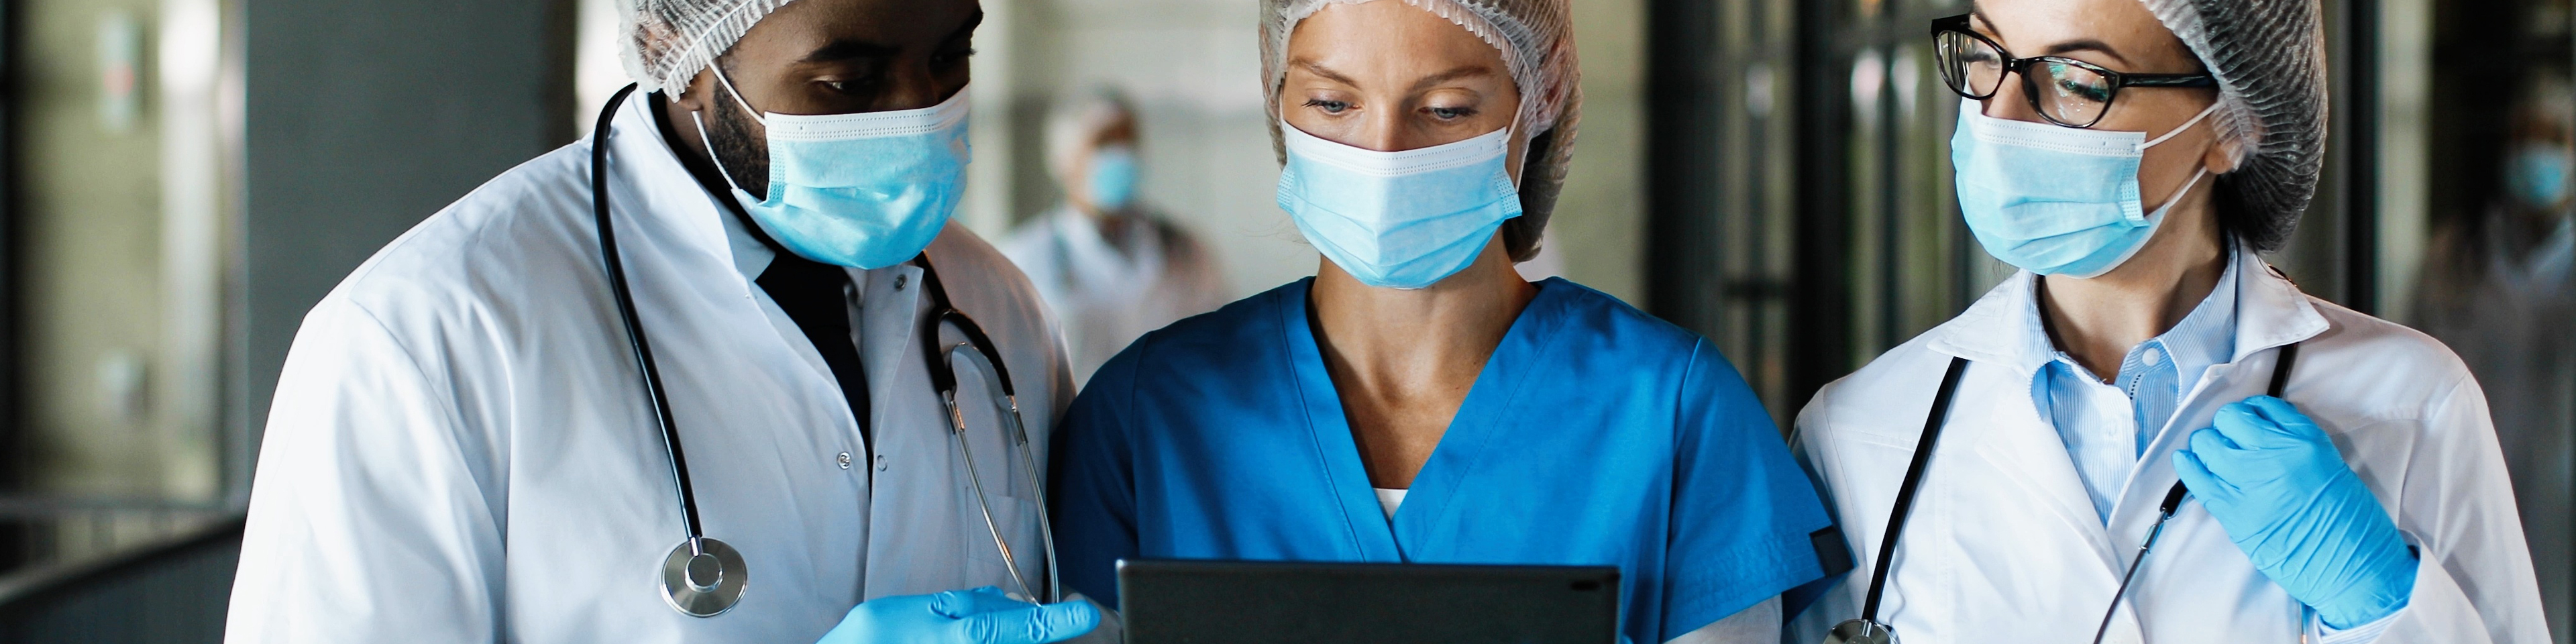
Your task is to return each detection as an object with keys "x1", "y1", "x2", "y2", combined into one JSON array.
[
  {"x1": 621, "y1": 0, "x2": 798, "y2": 96},
  {"x1": 1260, "y1": 0, "x2": 1580, "y2": 262},
  {"x1": 2139, "y1": 0, "x2": 2327, "y2": 252}
]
